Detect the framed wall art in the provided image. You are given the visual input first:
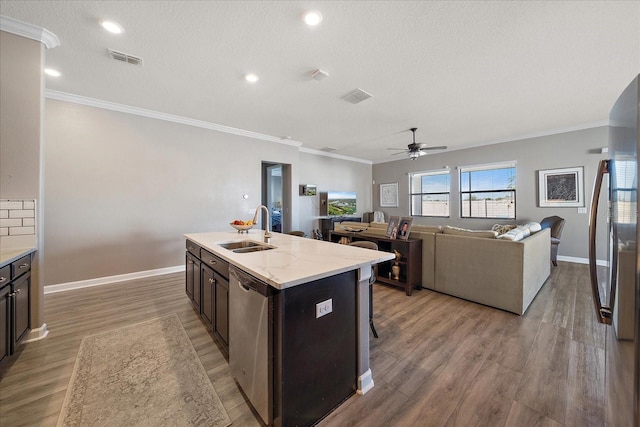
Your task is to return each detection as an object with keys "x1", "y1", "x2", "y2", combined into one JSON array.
[
  {"x1": 380, "y1": 182, "x2": 399, "y2": 208},
  {"x1": 538, "y1": 166, "x2": 584, "y2": 207}
]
